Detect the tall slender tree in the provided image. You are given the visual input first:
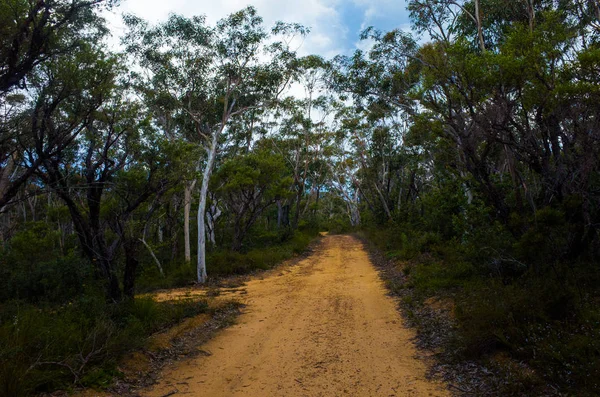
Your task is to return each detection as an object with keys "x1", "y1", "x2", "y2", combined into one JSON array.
[{"x1": 124, "y1": 8, "x2": 306, "y2": 282}]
